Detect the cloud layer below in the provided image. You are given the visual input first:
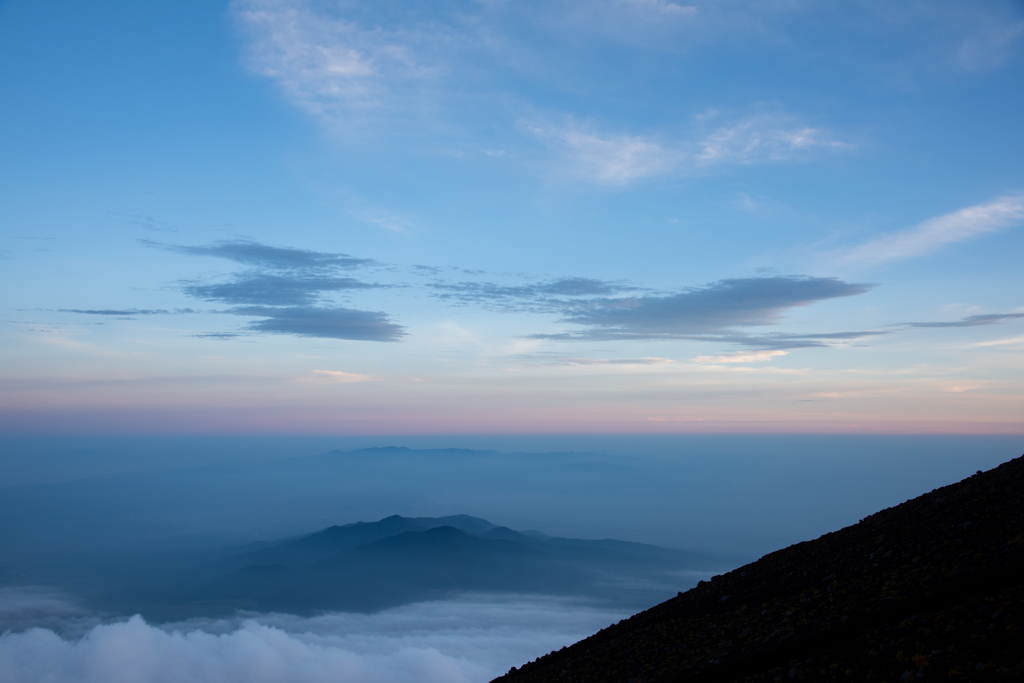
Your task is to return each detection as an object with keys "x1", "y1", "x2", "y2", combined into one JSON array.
[{"x1": 0, "y1": 592, "x2": 625, "y2": 683}]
